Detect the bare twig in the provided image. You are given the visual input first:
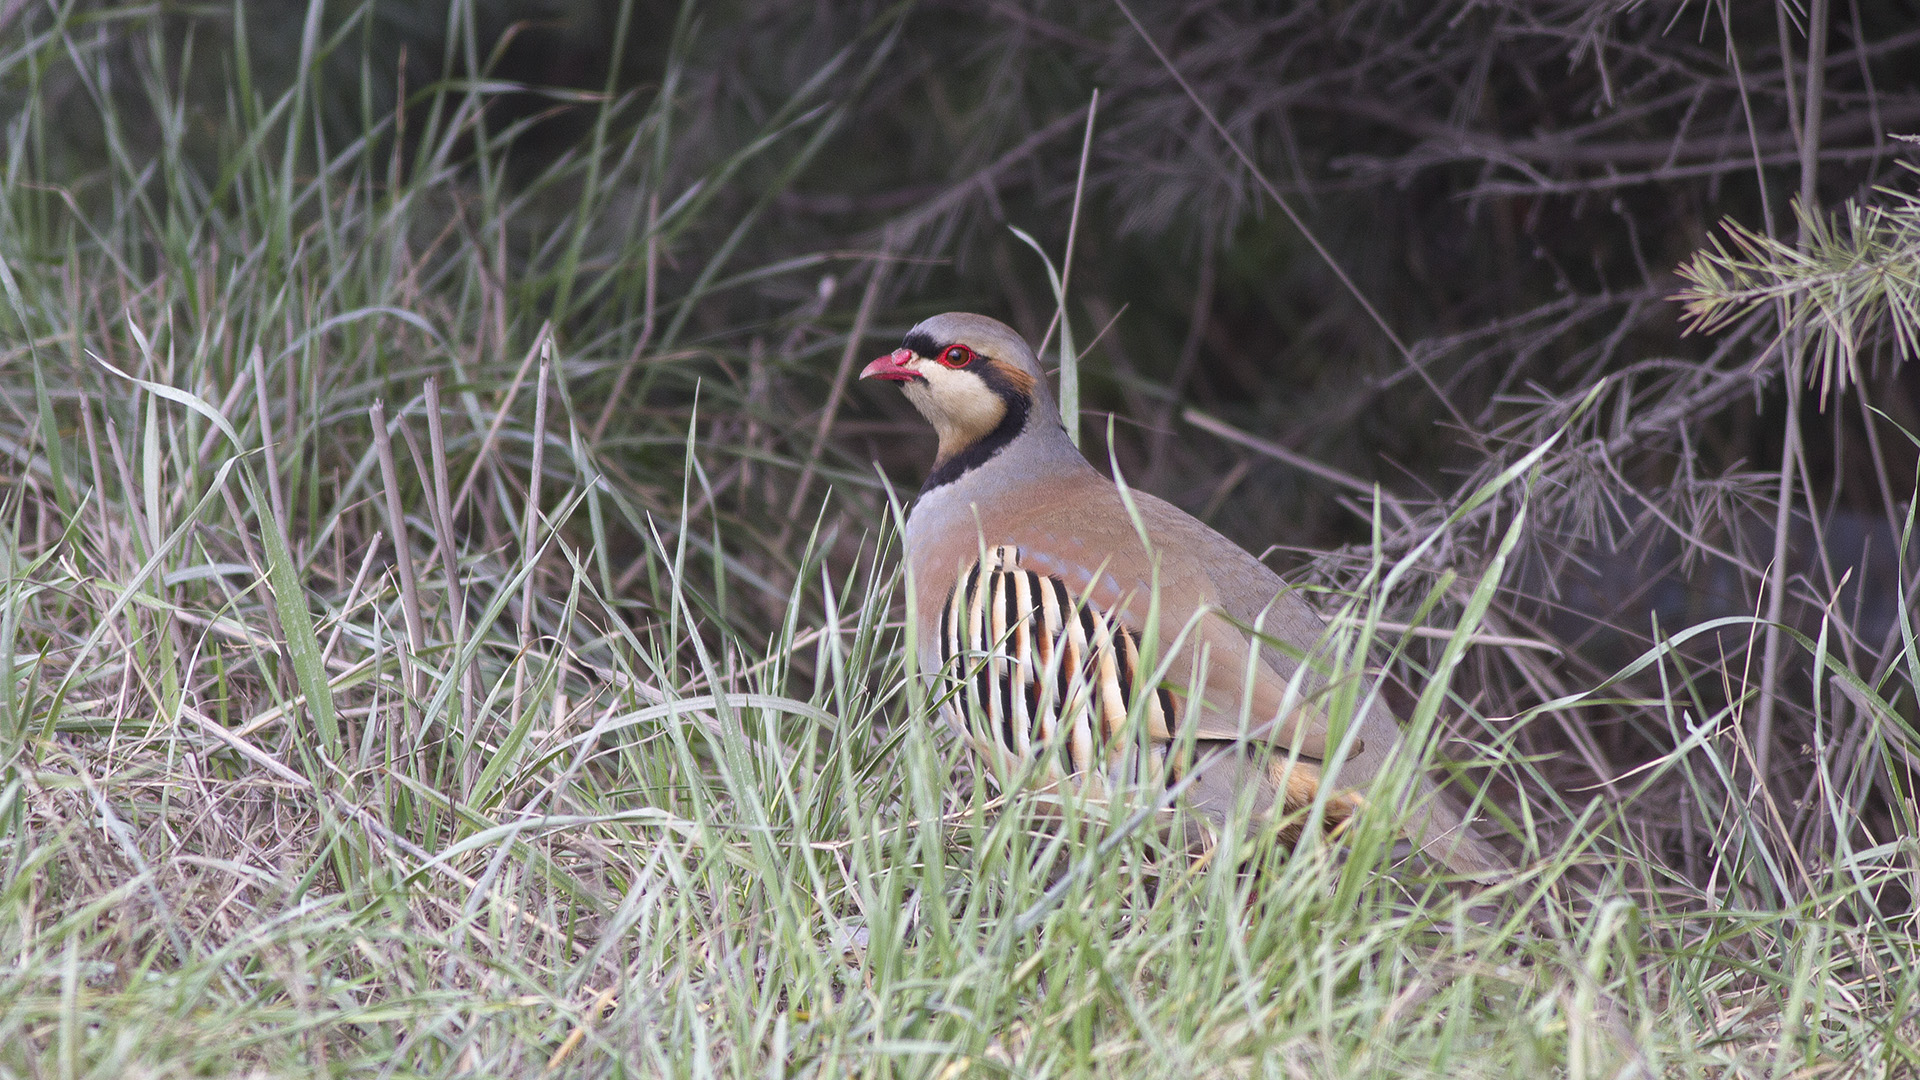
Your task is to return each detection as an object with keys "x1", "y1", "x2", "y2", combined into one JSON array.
[
  {"x1": 519, "y1": 340, "x2": 554, "y2": 658},
  {"x1": 785, "y1": 228, "x2": 895, "y2": 528},
  {"x1": 1114, "y1": 0, "x2": 1475, "y2": 435},
  {"x1": 423, "y1": 377, "x2": 475, "y2": 729},
  {"x1": 1182, "y1": 407, "x2": 1414, "y2": 529},
  {"x1": 1757, "y1": 0, "x2": 1832, "y2": 792},
  {"x1": 591, "y1": 193, "x2": 660, "y2": 445}
]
